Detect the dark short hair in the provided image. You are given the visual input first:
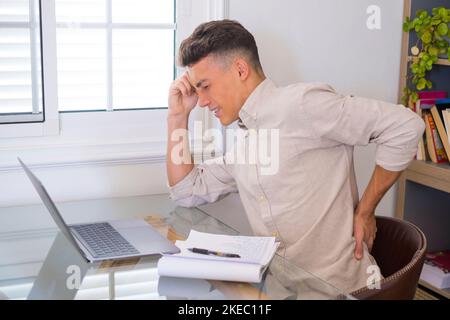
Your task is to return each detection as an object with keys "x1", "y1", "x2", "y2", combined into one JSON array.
[{"x1": 179, "y1": 19, "x2": 262, "y2": 71}]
